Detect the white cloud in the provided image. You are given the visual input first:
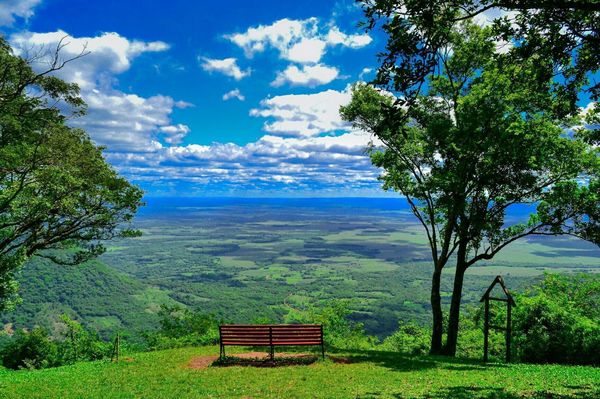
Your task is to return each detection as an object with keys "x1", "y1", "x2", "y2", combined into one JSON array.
[
  {"x1": 69, "y1": 89, "x2": 188, "y2": 151},
  {"x1": 9, "y1": 31, "x2": 189, "y2": 152},
  {"x1": 325, "y1": 26, "x2": 372, "y2": 48},
  {"x1": 472, "y1": 8, "x2": 518, "y2": 27},
  {"x1": 200, "y1": 57, "x2": 250, "y2": 80},
  {"x1": 287, "y1": 38, "x2": 327, "y2": 63},
  {"x1": 106, "y1": 130, "x2": 379, "y2": 194},
  {"x1": 226, "y1": 17, "x2": 371, "y2": 64},
  {"x1": 222, "y1": 88, "x2": 245, "y2": 101},
  {"x1": 250, "y1": 86, "x2": 352, "y2": 137},
  {"x1": 471, "y1": 7, "x2": 518, "y2": 54},
  {"x1": 271, "y1": 64, "x2": 339, "y2": 88},
  {"x1": 159, "y1": 124, "x2": 191, "y2": 144},
  {"x1": 9, "y1": 30, "x2": 170, "y2": 90},
  {"x1": 0, "y1": 0, "x2": 41, "y2": 26},
  {"x1": 359, "y1": 67, "x2": 373, "y2": 79},
  {"x1": 101, "y1": 85, "x2": 382, "y2": 194}
]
